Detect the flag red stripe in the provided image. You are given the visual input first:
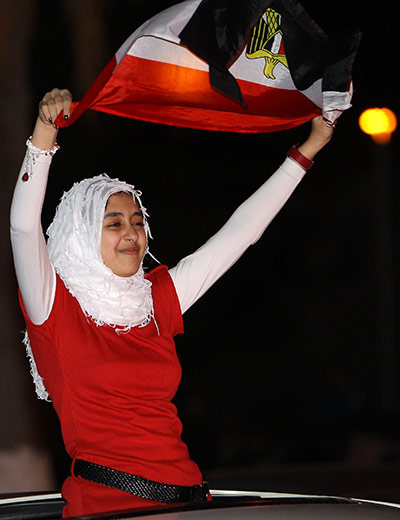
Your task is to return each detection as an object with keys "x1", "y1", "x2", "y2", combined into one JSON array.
[
  {"x1": 59, "y1": 55, "x2": 320, "y2": 132},
  {"x1": 91, "y1": 102, "x2": 318, "y2": 133}
]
